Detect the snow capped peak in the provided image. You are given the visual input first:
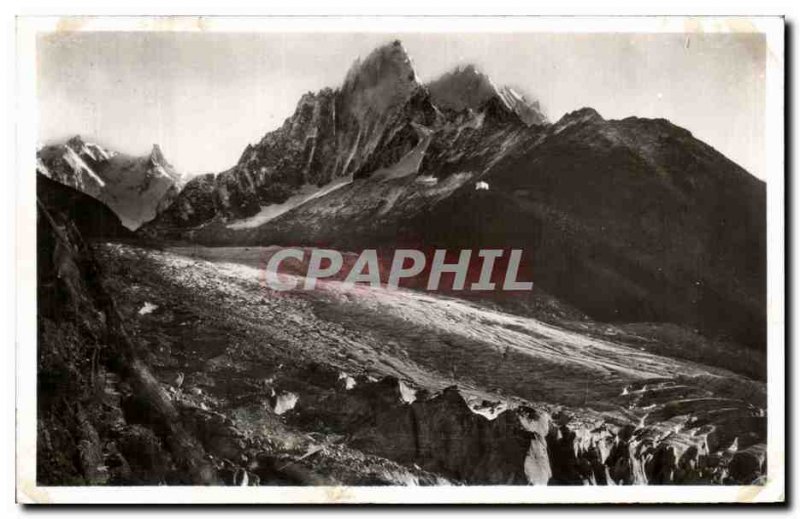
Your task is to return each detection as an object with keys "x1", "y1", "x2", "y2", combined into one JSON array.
[
  {"x1": 498, "y1": 86, "x2": 523, "y2": 106},
  {"x1": 64, "y1": 135, "x2": 116, "y2": 162},
  {"x1": 84, "y1": 142, "x2": 114, "y2": 162},
  {"x1": 62, "y1": 142, "x2": 106, "y2": 188},
  {"x1": 146, "y1": 144, "x2": 183, "y2": 184},
  {"x1": 497, "y1": 85, "x2": 548, "y2": 126}
]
